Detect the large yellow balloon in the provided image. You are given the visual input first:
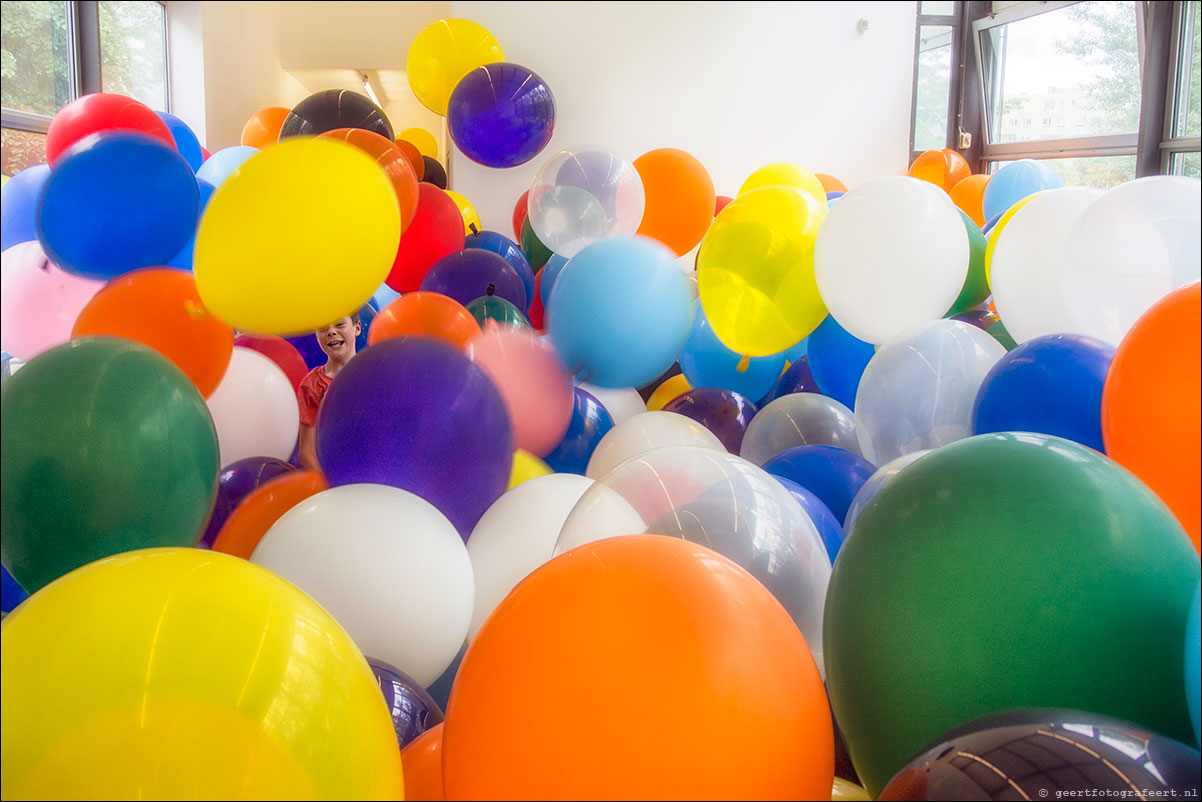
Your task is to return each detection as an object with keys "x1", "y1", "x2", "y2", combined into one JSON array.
[
  {"x1": 407, "y1": 19, "x2": 505, "y2": 116},
  {"x1": 1, "y1": 549, "x2": 404, "y2": 800},
  {"x1": 697, "y1": 186, "x2": 828, "y2": 356},
  {"x1": 444, "y1": 189, "x2": 483, "y2": 236},
  {"x1": 738, "y1": 162, "x2": 828, "y2": 210},
  {"x1": 984, "y1": 191, "x2": 1042, "y2": 283},
  {"x1": 194, "y1": 138, "x2": 399, "y2": 335},
  {"x1": 399, "y1": 126, "x2": 439, "y2": 160}
]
